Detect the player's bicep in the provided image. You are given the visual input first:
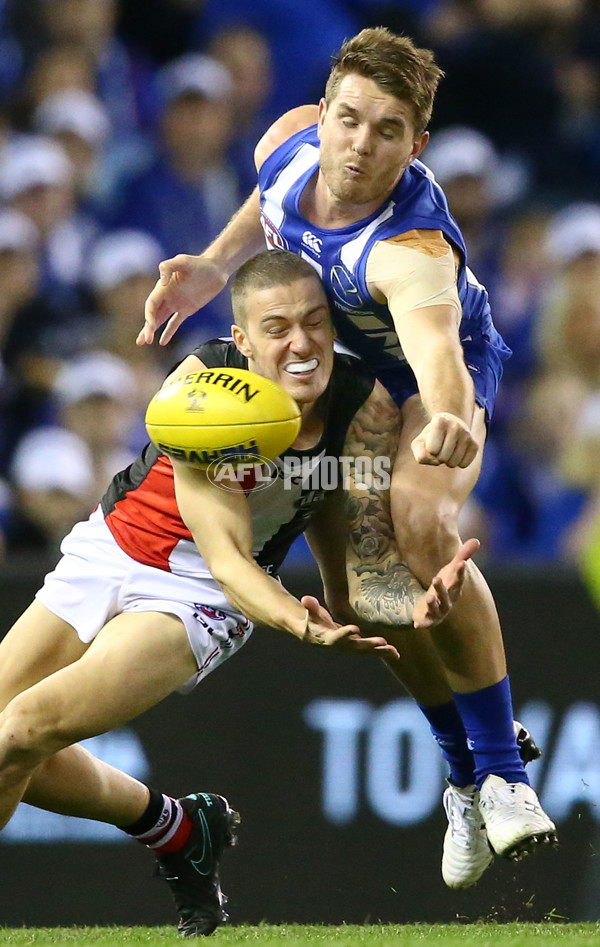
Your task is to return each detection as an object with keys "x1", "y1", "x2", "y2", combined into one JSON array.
[
  {"x1": 172, "y1": 461, "x2": 253, "y2": 569},
  {"x1": 341, "y1": 386, "x2": 428, "y2": 624},
  {"x1": 342, "y1": 382, "x2": 400, "y2": 570},
  {"x1": 366, "y1": 236, "x2": 461, "y2": 334},
  {"x1": 342, "y1": 380, "x2": 401, "y2": 470}
]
